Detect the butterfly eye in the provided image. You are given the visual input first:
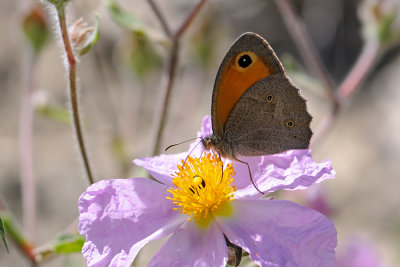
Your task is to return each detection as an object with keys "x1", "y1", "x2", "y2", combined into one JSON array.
[
  {"x1": 265, "y1": 94, "x2": 273, "y2": 102},
  {"x1": 238, "y1": 54, "x2": 252, "y2": 68},
  {"x1": 285, "y1": 120, "x2": 295, "y2": 128}
]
